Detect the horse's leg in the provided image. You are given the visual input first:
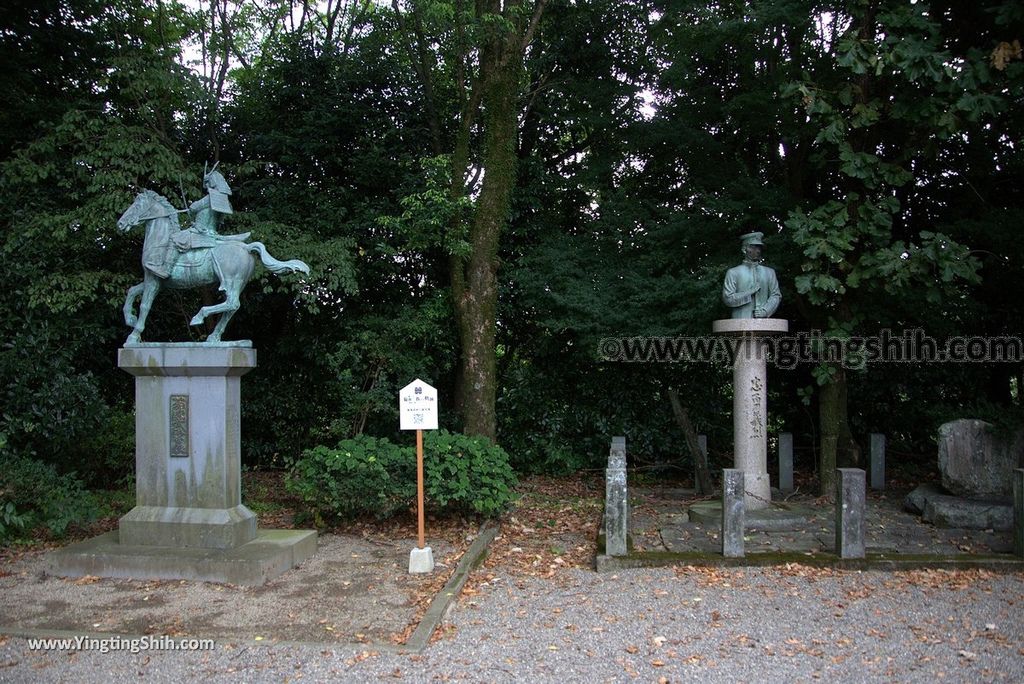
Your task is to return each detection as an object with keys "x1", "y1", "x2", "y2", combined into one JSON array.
[
  {"x1": 123, "y1": 282, "x2": 144, "y2": 326},
  {"x1": 194, "y1": 245, "x2": 254, "y2": 343},
  {"x1": 126, "y1": 275, "x2": 160, "y2": 345},
  {"x1": 205, "y1": 285, "x2": 242, "y2": 343},
  {"x1": 189, "y1": 296, "x2": 234, "y2": 329}
]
